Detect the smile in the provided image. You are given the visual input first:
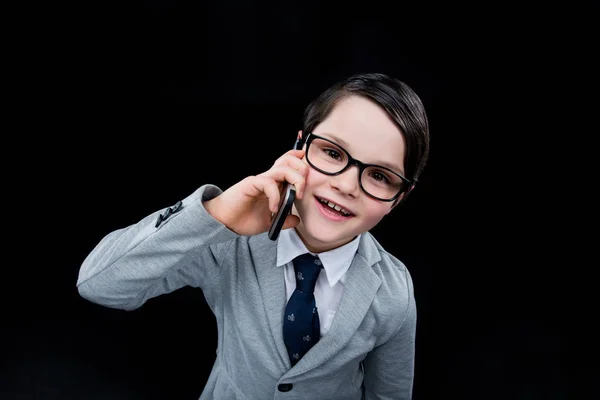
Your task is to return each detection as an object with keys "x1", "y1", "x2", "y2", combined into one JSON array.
[{"x1": 315, "y1": 197, "x2": 354, "y2": 220}]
